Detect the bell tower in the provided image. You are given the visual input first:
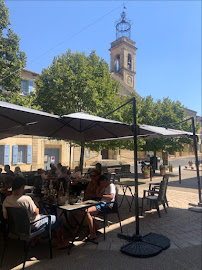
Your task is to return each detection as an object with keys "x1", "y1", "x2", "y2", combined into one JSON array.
[{"x1": 109, "y1": 7, "x2": 137, "y2": 93}]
